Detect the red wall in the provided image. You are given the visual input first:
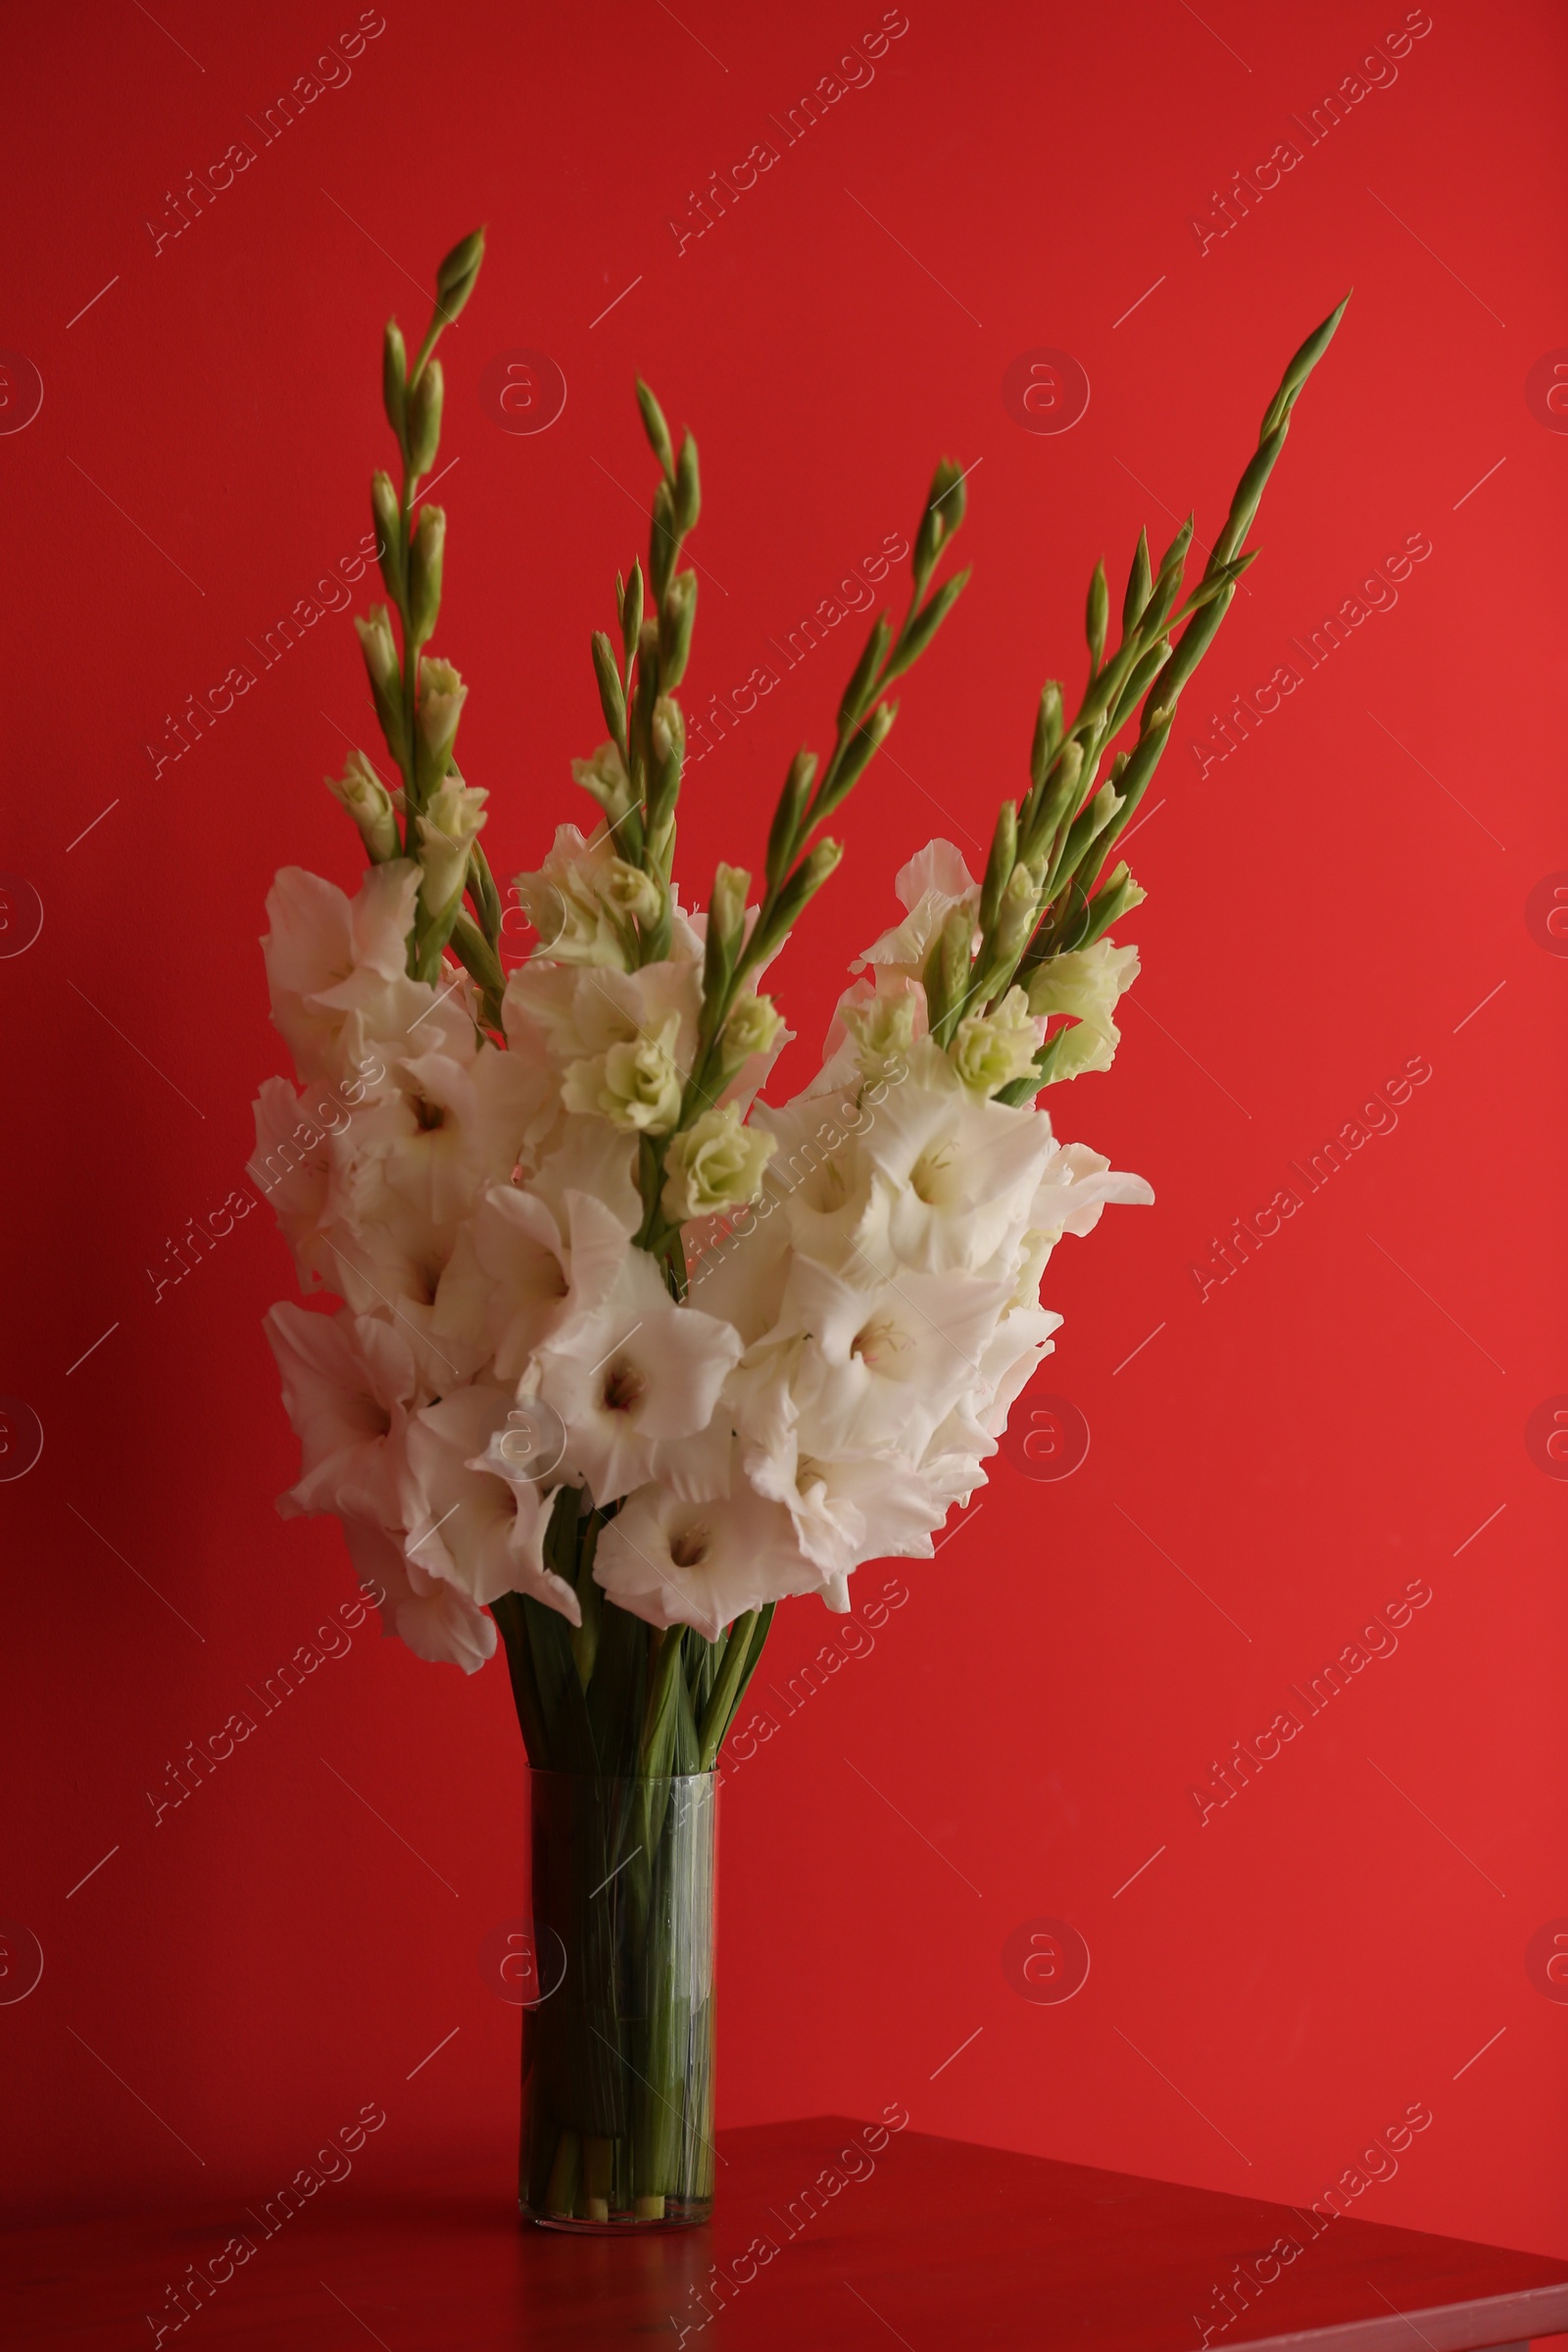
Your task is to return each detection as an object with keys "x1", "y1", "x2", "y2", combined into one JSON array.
[{"x1": 3, "y1": 0, "x2": 1564, "y2": 2260}]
